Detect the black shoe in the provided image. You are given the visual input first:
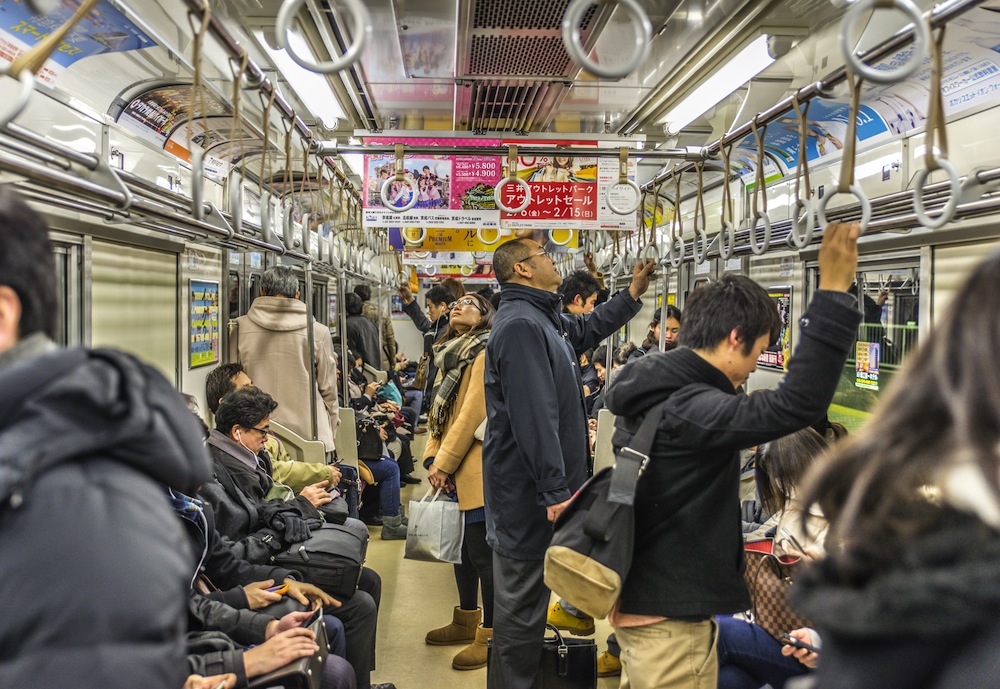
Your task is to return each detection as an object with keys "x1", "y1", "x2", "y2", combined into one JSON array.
[
  {"x1": 401, "y1": 474, "x2": 422, "y2": 485},
  {"x1": 372, "y1": 684, "x2": 397, "y2": 689},
  {"x1": 362, "y1": 514, "x2": 383, "y2": 526}
]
